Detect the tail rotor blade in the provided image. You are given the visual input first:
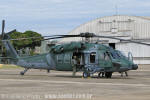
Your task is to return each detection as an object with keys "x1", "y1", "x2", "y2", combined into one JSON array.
[
  {"x1": 2, "y1": 20, "x2": 5, "y2": 38},
  {"x1": 1, "y1": 20, "x2": 5, "y2": 58},
  {"x1": 7, "y1": 29, "x2": 16, "y2": 35}
]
